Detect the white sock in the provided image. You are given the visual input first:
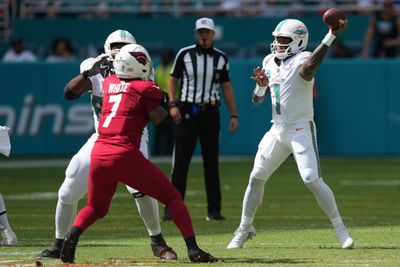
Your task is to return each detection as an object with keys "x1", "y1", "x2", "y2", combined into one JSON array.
[
  {"x1": 239, "y1": 178, "x2": 265, "y2": 227},
  {"x1": 135, "y1": 195, "x2": 161, "y2": 236},
  {"x1": 306, "y1": 178, "x2": 343, "y2": 228},
  {"x1": 0, "y1": 194, "x2": 11, "y2": 230},
  {"x1": 55, "y1": 201, "x2": 77, "y2": 239}
]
